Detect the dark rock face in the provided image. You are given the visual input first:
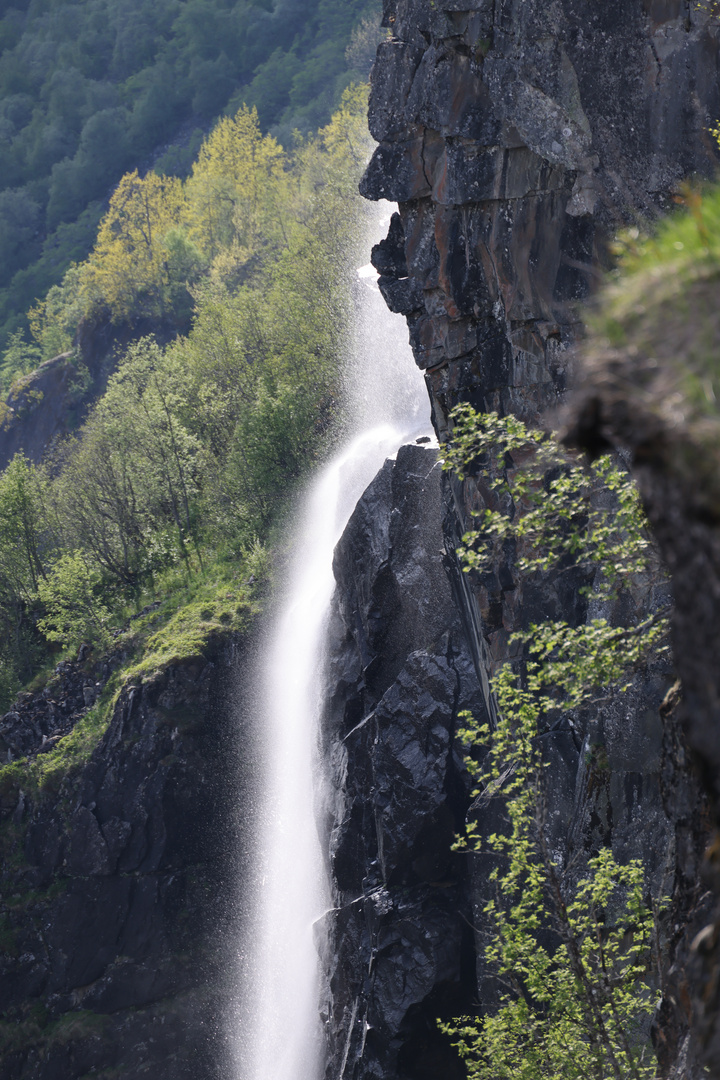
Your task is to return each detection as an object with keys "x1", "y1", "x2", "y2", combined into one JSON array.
[
  {"x1": 322, "y1": 440, "x2": 692, "y2": 1079},
  {"x1": 362, "y1": 0, "x2": 719, "y2": 430},
  {"x1": 322, "y1": 444, "x2": 485, "y2": 1080},
  {"x1": 338, "y1": 2, "x2": 720, "y2": 1077},
  {"x1": 0, "y1": 657, "x2": 108, "y2": 763},
  {"x1": 0, "y1": 633, "x2": 249, "y2": 1080},
  {"x1": 321, "y1": 442, "x2": 686, "y2": 1077},
  {"x1": 563, "y1": 342, "x2": 720, "y2": 1074}
]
